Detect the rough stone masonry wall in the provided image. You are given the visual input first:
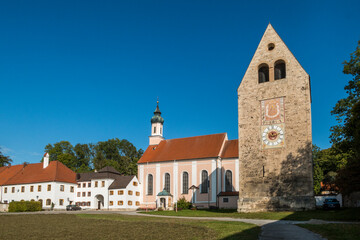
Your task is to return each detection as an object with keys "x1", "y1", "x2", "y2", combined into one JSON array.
[{"x1": 237, "y1": 25, "x2": 315, "y2": 212}]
